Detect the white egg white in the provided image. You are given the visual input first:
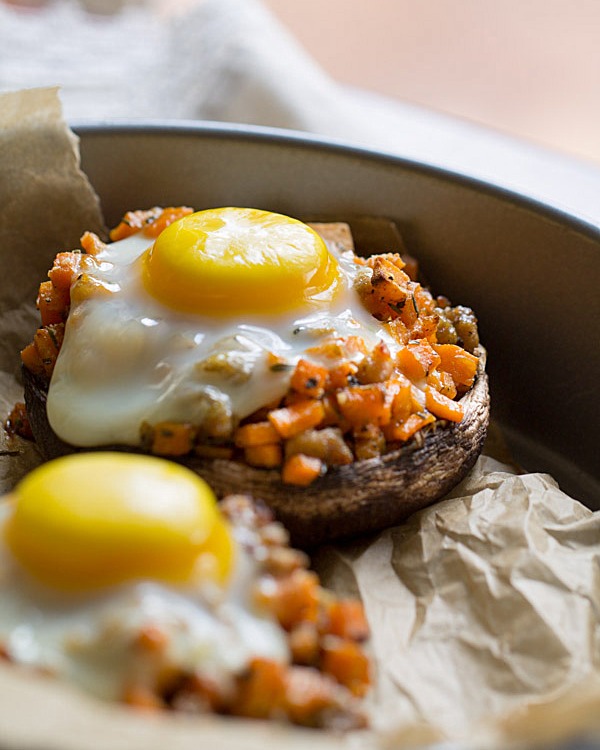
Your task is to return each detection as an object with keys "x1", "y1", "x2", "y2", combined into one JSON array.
[
  {"x1": 0, "y1": 502, "x2": 288, "y2": 701},
  {"x1": 47, "y1": 229, "x2": 394, "y2": 448}
]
